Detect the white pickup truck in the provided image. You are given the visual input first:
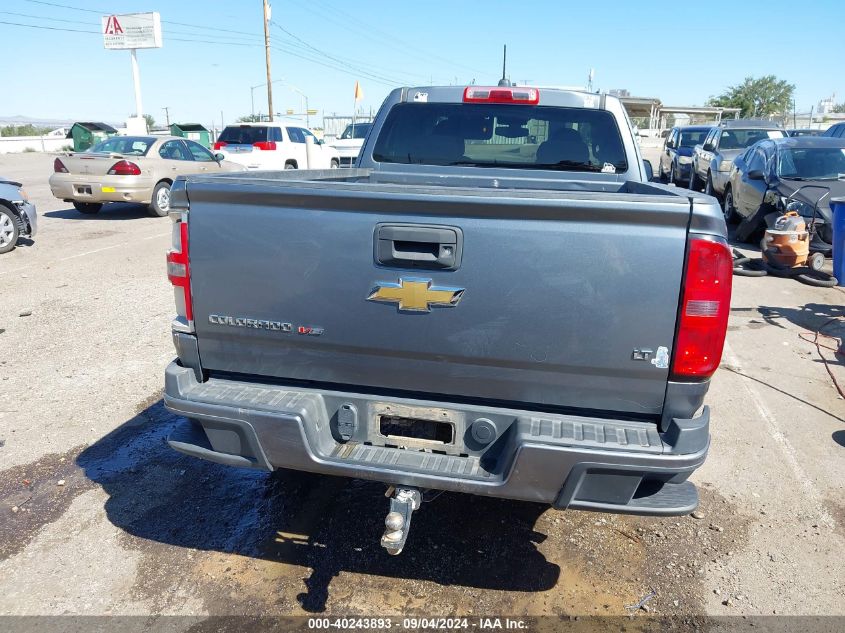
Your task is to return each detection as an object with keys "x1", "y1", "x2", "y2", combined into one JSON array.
[
  {"x1": 213, "y1": 121, "x2": 340, "y2": 170},
  {"x1": 328, "y1": 122, "x2": 373, "y2": 167}
]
